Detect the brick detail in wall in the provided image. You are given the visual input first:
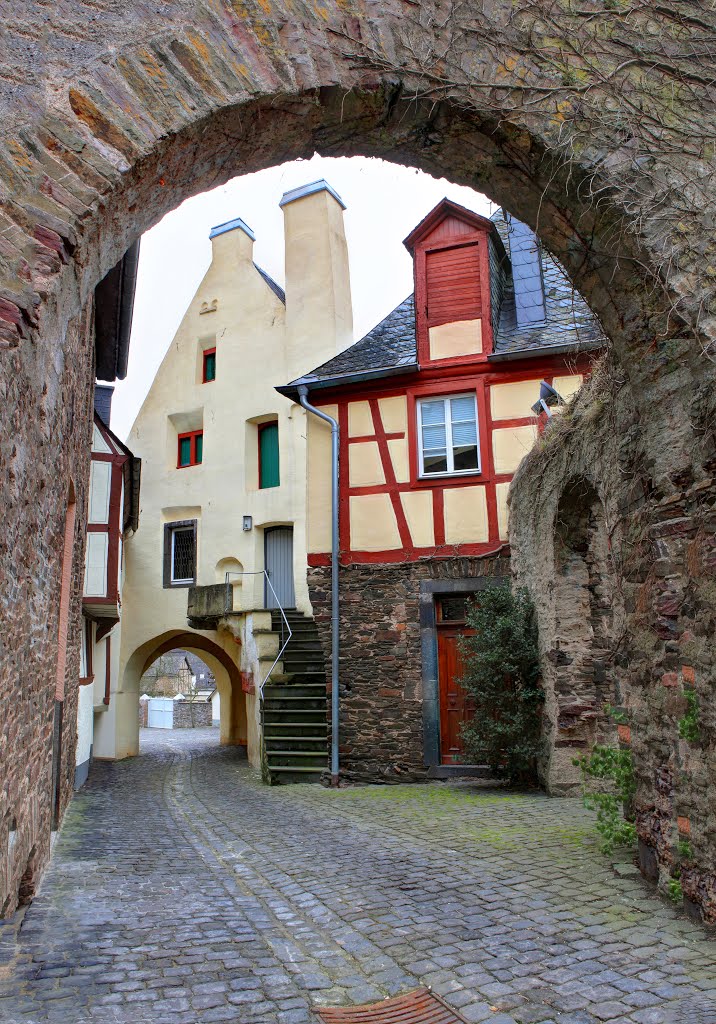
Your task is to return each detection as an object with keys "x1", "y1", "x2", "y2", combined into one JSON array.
[{"x1": 308, "y1": 554, "x2": 510, "y2": 784}]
